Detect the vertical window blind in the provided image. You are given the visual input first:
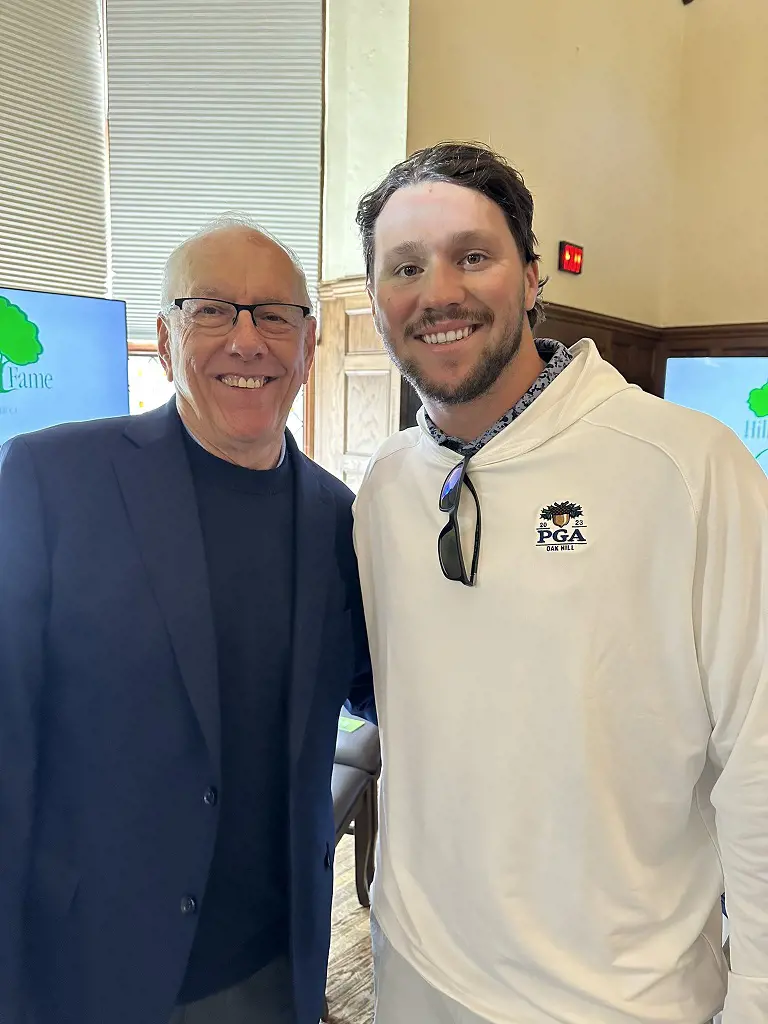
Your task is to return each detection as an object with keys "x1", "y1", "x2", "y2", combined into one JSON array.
[
  {"x1": 0, "y1": 0, "x2": 109, "y2": 297},
  {"x1": 105, "y1": 0, "x2": 323, "y2": 341}
]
